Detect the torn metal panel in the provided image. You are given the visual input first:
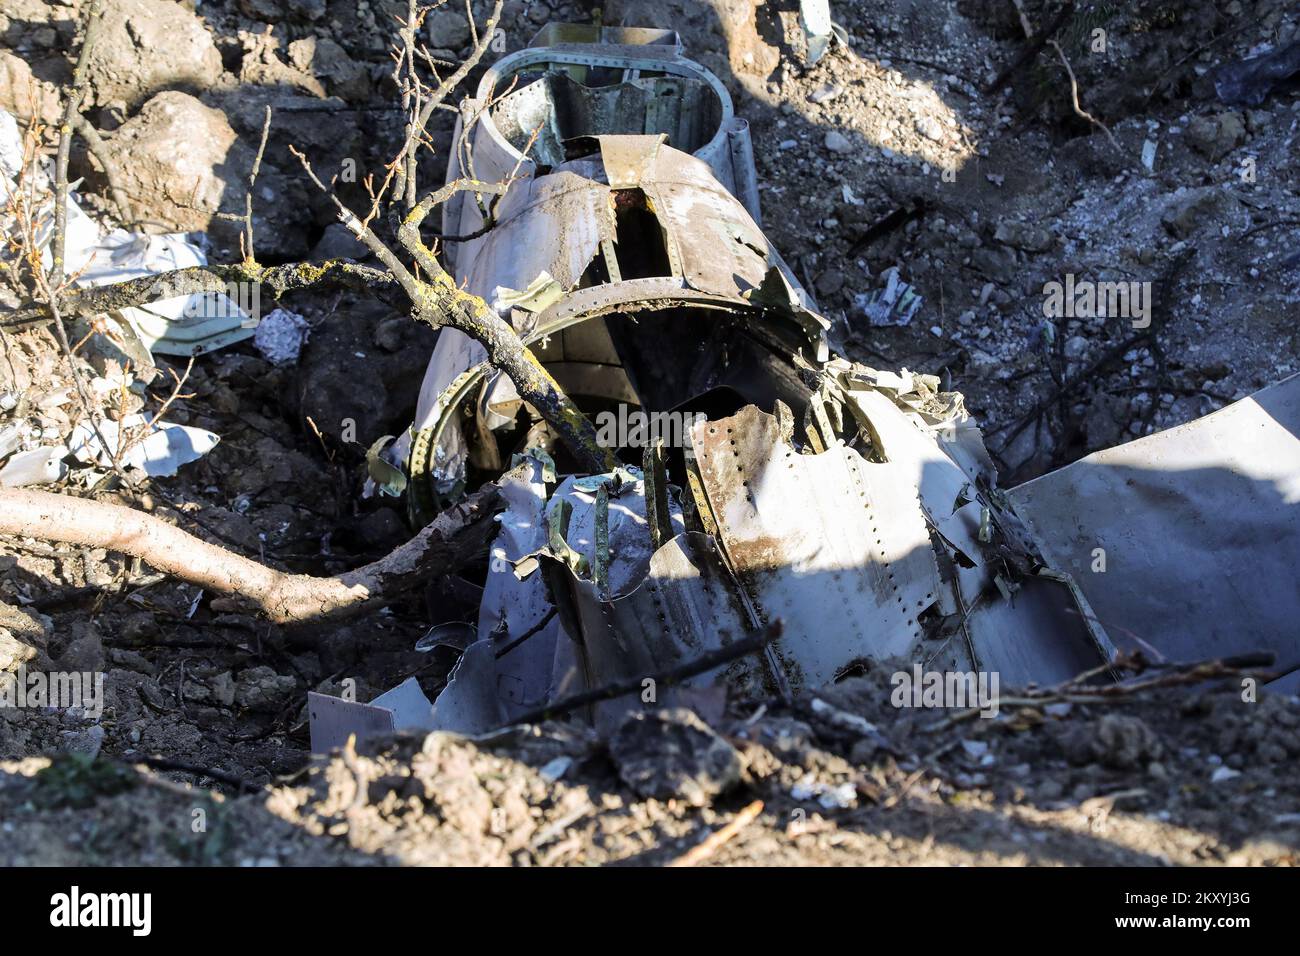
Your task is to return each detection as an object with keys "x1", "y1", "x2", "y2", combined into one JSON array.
[
  {"x1": 841, "y1": 382, "x2": 985, "y2": 568},
  {"x1": 462, "y1": 168, "x2": 616, "y2": 298},
  {"x1": 476, "y1": 458, "x2": 564, "y2": 718},
  {"x1": 544, "y1": 472, "x2": 687, "y2": 593},
  {"x1": 640, "y1": 148, "x2": 787, "y2": 300},
  {"x1": 690, "y1": 405, "x2": 942, "y2": 687},
  {"x1": 962, "y1": 577, "x2": 1116, "y2": 686},
  {"x1": 1010, "y1": 373, "x2": 1300, "y2": 674},
  {"x1": 598, "y1": 134, "x2": 667, "y2": 189},
  {"x1": 429, "y1": 640, "x2": 507, "y2": 735},
  {"x1": 561, "y1": 532, "x2": 770, "y2": 731},
  {"x1": 308, "y1": 677, "x2": 436, "y2": 754}
]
